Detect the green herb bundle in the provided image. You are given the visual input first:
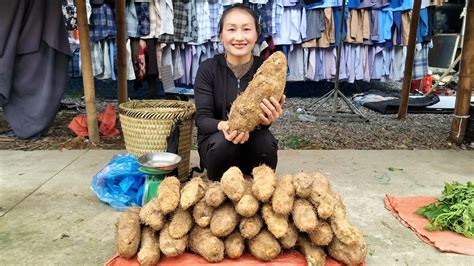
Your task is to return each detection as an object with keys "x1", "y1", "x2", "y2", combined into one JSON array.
[{"x1": 416, "y1": 181, "x2": 474, "y2": 239}]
